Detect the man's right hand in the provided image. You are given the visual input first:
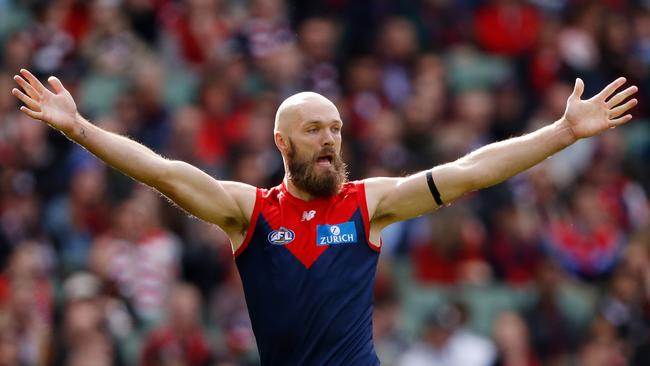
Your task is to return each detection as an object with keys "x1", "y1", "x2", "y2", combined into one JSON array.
[{"x1": 12, "y1": 69, "x2": 78, "y2": 134}]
